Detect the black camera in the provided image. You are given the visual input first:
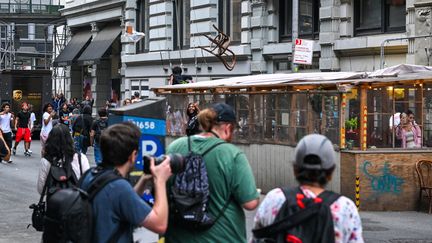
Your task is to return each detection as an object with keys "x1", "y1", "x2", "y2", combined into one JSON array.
[{"x1": 143, "y1": 153, "x2": 185, "y2": 174}]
